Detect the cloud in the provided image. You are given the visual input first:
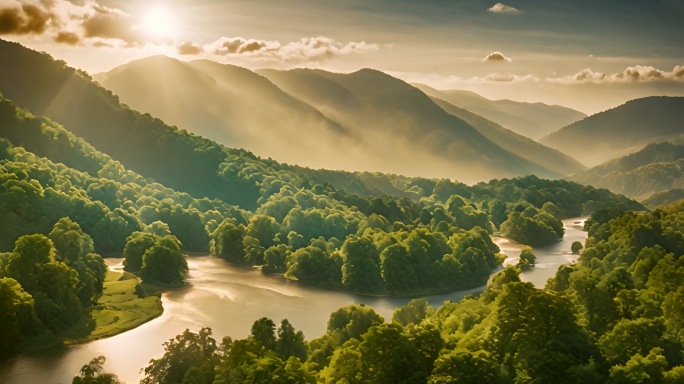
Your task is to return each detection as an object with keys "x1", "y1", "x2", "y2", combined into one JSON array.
[
  {"x1": 487, "y1": 3, "x2": 522, "y2": 14},
  {"x1": 81, "y1": 4, "x2": 142, "y2": 44},
  {"x1": 177, "y1": 41, "x2": 203, "y2": 55},
  {"x1": 206, "y1": 37, "x2": 277, "y2": 55},
  {"x1": 54, "y1": 31, "x2": 79, "y2": 45},
  {"x1": 206, "y1": 35, "x2": 379, "y2": 63},
  {"x1": 483, "y1": 51, "x2": 512, "y2": 62},
  {"x1": 480, "y1": 73, "x2": 538, "y2": 83},
  {"x1": 0, "y1": 2, "x2": 51, "y2": 35},
  {"x1": 0, "y1": 1, "x2": 380, "y2": 64},
  {"x1": 550, "y1": 65, "x2": 684, "y2": 84},
  {"x1": 0, "y1": 0, "x2": 144, "y2": 46}
]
